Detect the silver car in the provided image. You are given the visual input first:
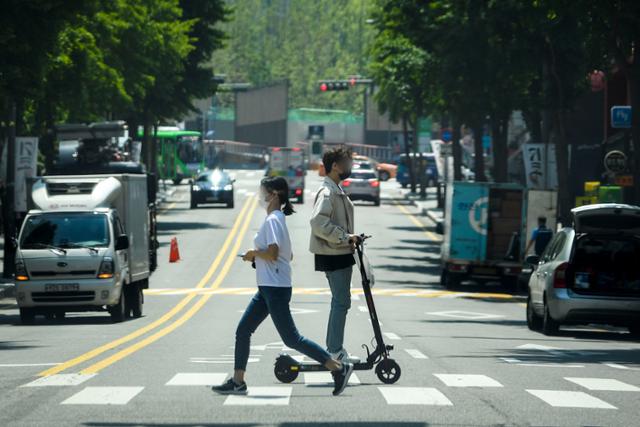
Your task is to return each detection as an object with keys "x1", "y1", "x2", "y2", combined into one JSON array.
[
  {"x1": 342, "y1": 170, "x2": 381, "y2": 206},
  {"x1": 526, "y1": 204, "x2": 640, "y2": 336}
]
